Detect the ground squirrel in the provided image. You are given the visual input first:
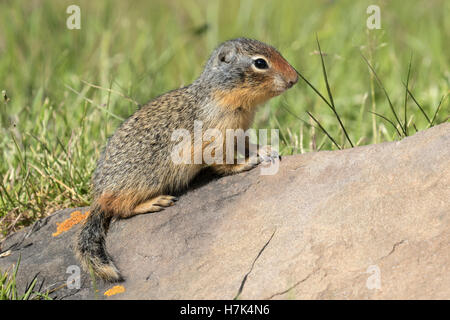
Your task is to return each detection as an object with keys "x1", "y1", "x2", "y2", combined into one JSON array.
[{"x1": 75, "y1": 38, "x2": 298, "y2": 282}]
